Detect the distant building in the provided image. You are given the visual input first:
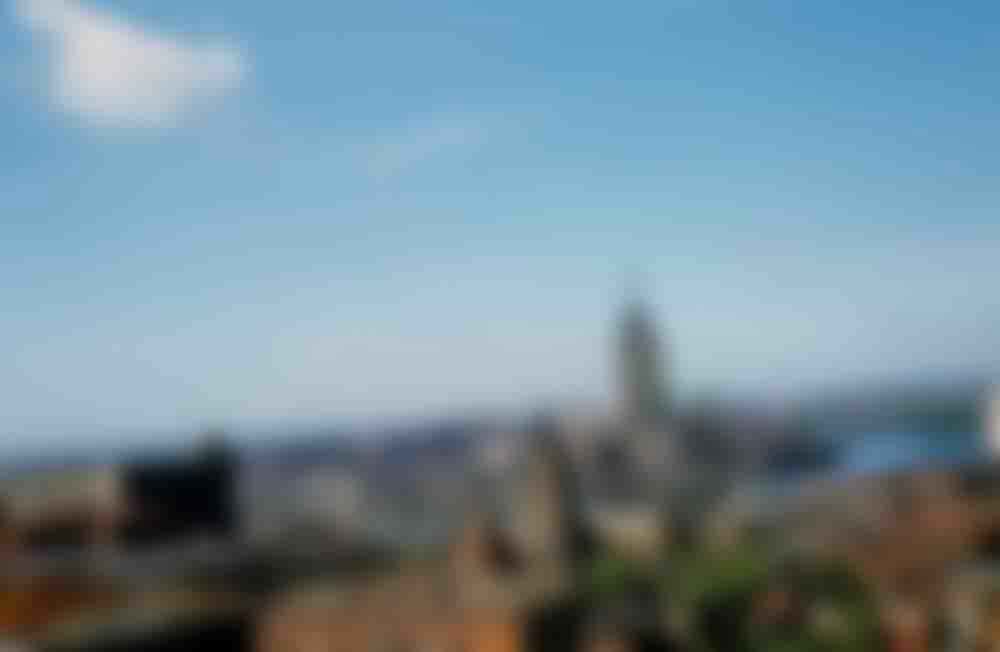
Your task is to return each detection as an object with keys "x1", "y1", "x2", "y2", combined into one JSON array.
[
  {"x1": 294, "y1": 467, "x2": 367, "y2": 540},
  {"x1": 257, "y1": 415, "x2": 589, "y2": 652},
  {"x1": 0, "y1": 437, "x2": 239, "y2": 558},
  {"x1": 986, "y1": 386, "x2": 1000, "y2": 458},
  {"x1": 257, "y1": 411, "x2": 680, "y2": 652},
  {"x1": 0, "y1": 467, "x2": 125, "y2": 552},
  {"x1": 612, "y1": 295, "x2": 697, "y2": 525},
  {"x1": 586, "y1": 505, "x2": 667, "y2": 562},
  {"x1": 507, "y1": 415, "x2": 590, "y2": 567},
  {"x1": 121, "y1": 438, "x2": 239, "y2": 546},
  {"x1": 946, "y1": 565, "x2": 1000, "y2": 652},
  {"x1": 618, "y1": 298, "x2": 670, "y2": 429},
  {"x1": 588, "y1": 437, "x2": 641, "y2": 505}
]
